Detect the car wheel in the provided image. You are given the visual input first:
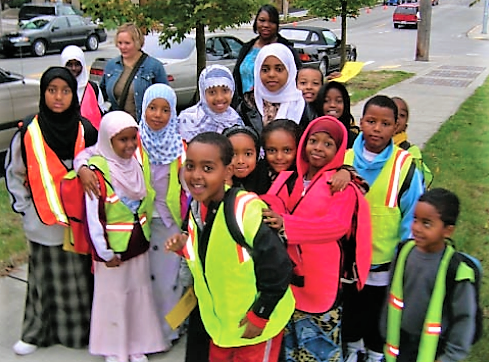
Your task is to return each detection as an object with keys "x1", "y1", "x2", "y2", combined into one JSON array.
[
  {"x1": 32, "y1": 39, "x2": 46, "y2": 57},
  {"x1": 319, "y1": 58, "x2": 329, "y2": 77},
  {"x1": 86, "y1": 34, "x2": 99, "y2": 51}
]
